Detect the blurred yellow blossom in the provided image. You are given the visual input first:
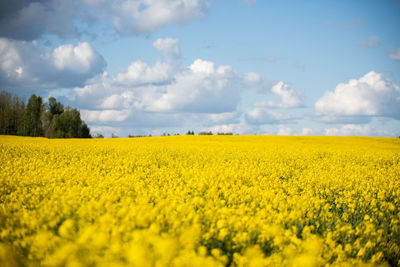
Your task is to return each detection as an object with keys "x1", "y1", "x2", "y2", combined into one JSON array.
[{"x1": 0, "y1": 135, "x2": 399, "y2": 266}]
